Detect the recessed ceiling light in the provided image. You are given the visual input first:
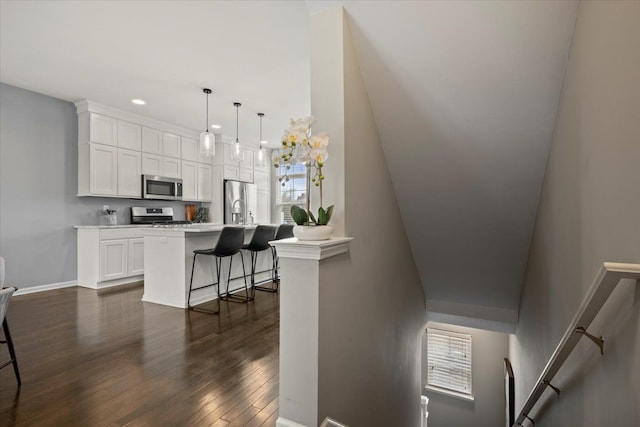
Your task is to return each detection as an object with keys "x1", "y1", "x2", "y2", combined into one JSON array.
[
  {"x1": 131, "y1": 99, "x2": 146, "y2": 105},
  {"x1": 260, "y1": 140, "x2": 268, "y2": 145},
  {"x1": 211, "y1": 124, "x2": 221, "y2": 129}
]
